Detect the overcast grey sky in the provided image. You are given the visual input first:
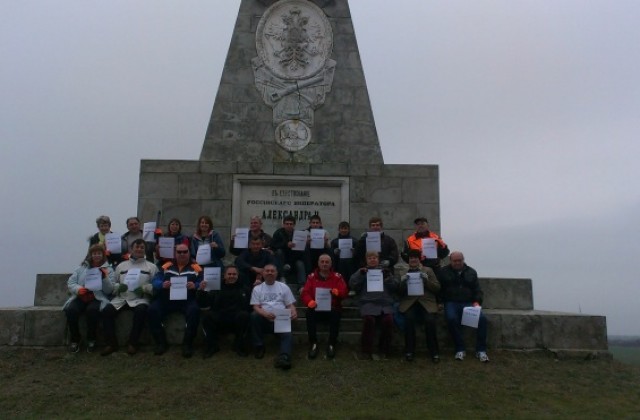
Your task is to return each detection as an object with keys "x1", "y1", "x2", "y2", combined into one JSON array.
[{"x1": 1, "y1": 1, "x2": 638, "y2": 335}]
